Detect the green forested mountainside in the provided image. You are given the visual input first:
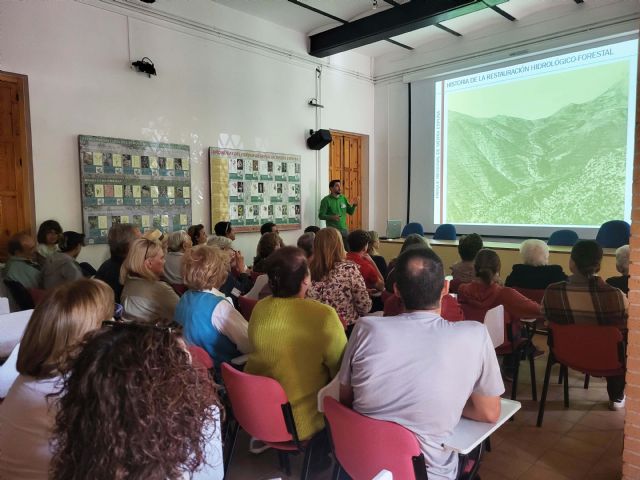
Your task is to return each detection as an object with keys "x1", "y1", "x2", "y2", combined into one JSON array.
[{"x1": 446, "y1": 78, "x2": 628, "y2": 226}]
